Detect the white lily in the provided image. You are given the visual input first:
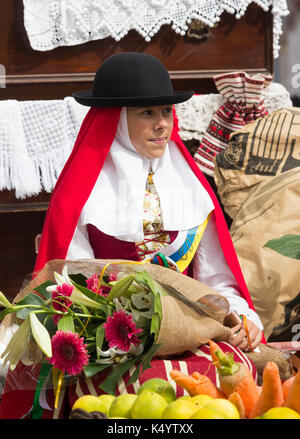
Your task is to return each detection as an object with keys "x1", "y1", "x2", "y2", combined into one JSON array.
[
  {"x1": 21, "y1": 340, "x2": 44, "y2": 366},
  {"x1": 96, "y1": 343, "x2": 144, "y2": 364},
  {"x1": 46, "y1": 265, "x2": 101, "y2": 309},
  {"x1": 131, "y1": 292, "x2": 154, "y2": 313},
  {"x1": 1, "y1": 317, "x2": 31, "y2": 370}
]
